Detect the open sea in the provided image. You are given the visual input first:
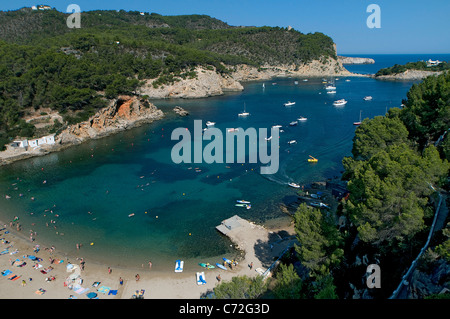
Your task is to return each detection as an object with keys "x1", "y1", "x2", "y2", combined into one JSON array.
[{"x1": 0, "y1": 54, "x2": 448, "y2": 271}]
